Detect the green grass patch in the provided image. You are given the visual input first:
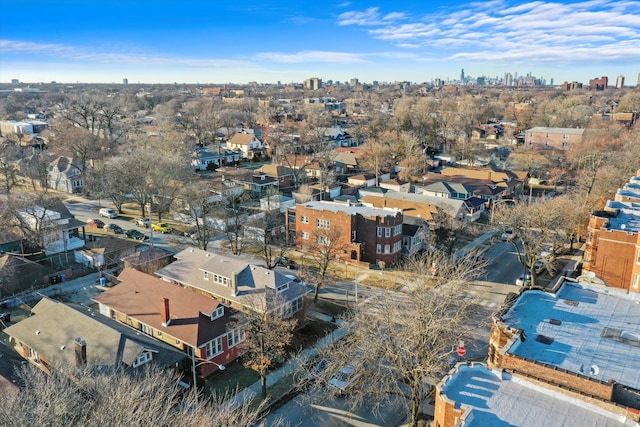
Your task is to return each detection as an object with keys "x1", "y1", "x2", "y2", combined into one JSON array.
[{"x1": 204, "y1": 360, "x2": 260, "y2": 397}]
